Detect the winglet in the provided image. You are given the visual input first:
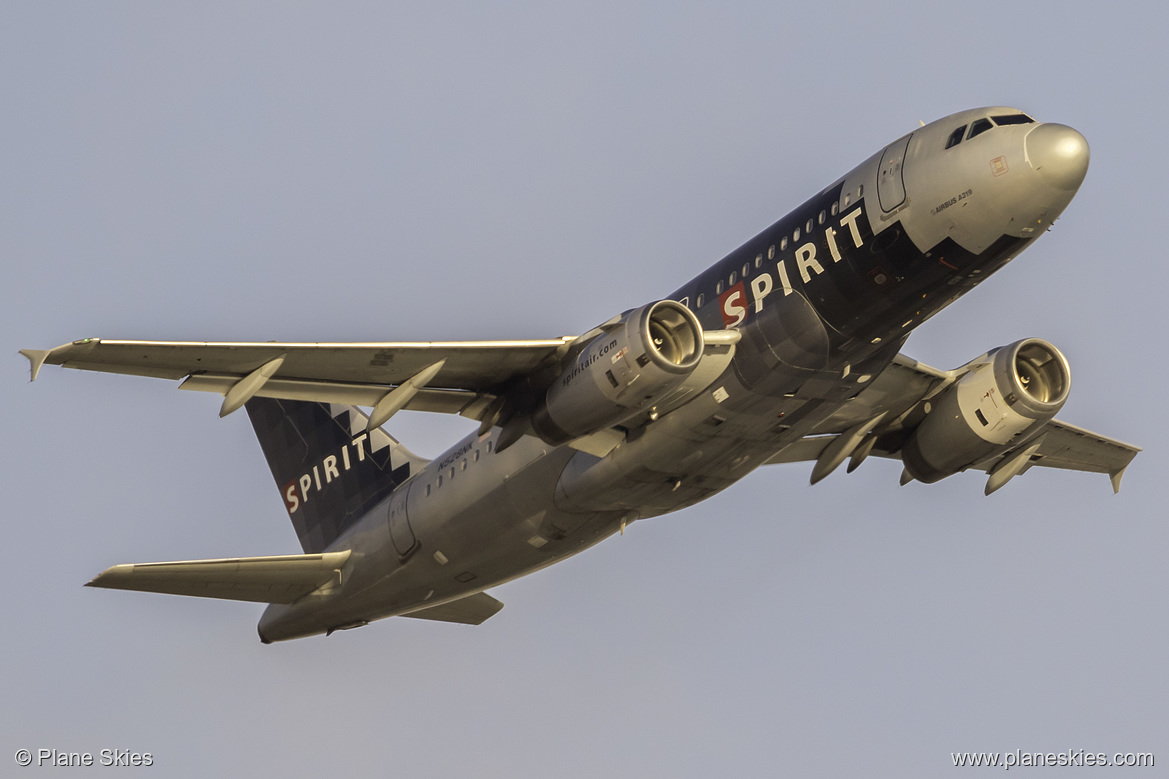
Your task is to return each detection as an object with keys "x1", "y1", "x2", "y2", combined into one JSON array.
[
  {"x1": 1110, "y1": 466, "x2": 1128, "y2": 494},
  {"x1": 18, "y1": 349, "x2": 51, "y2": 382}
]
